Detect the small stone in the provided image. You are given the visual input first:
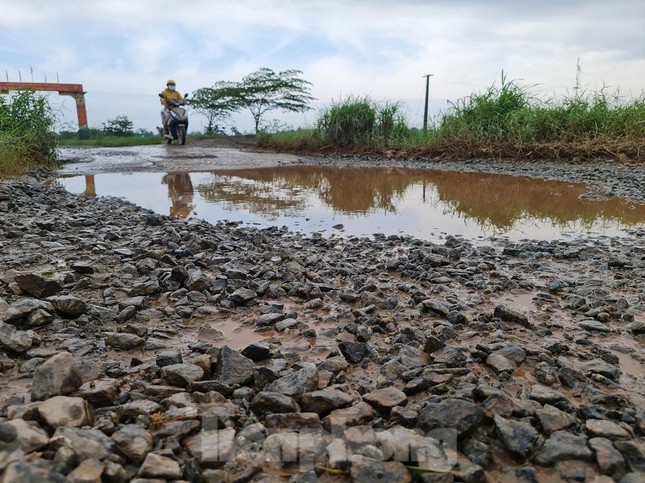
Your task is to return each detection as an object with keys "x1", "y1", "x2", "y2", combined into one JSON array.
[
  {"x1": 241, "y1": 341, "x2": 271, "y2": 361},
  {"x1": 536, "y1": 405, "x2": 576, "y2": 434},
  {"x1": 613, "y1": 439, "x2": 645, "y2": 472},
  {"x1": 112, "y1": 425, "x2": 153, "y2": 462},
  {"x1": 589, "y1": 437, "x2": 625, "y2": 476},
  {"x1": 185, "y1": 428, "x2": 236, "y2": 467},
  {"x1": 326, "y1": 402, "x2": 375, "y2": 429},
  {"x1": 250, "y1": 391, "x2": 299, "y2": 417},
  {"x1": 580, "y1": 319, "x2": 611, "y2": 333},
  {"x1": 534, "y1": 430, "x2": 593, "y2": 466},
  {"x1": 350, "y1": 455, "x2": 412, "y2": 483},
  {"x1": 338, "y1": 341, "x2": 368, "y2": 363},
  {"x1": 31, "y1": 352, "x2": 83, "y2": 401},
  {"x1": 363, "y1": 387, "x2": 407, "y2": 412},
  {"x1": 3, "y1": 298, "x2": 54, "y2": 323},
  {"x1": 77, "y1": 379, "x2": 120, "y2": 407},
  {"x1": 585, "y1": 419, "x2": 631, "y2": 440},
  {"x1": 67, "y1": 459, "x2": 104, "y2": 483},
  {"x1": 419, "y1": 398, "x2": 483, "y2": 436},
  {"x1": 155, "y1": 351, "x2": 182, "y2": 368},
  {"x1": 2, "y1": 462, "x2": 65, "y2": 483},
  {"x1": 138, "y1": 452, "x2": 183, "y2": 479},
  {"x1": 529, "y1": 385, "x2": 566, "y2": 404},
  {"x1": 213, "y1": 345, "x2": 255, "y2": 386},
  {"x1": 494, "y1": 304, "x2": 529, "y2": 326},
  {"x1": 105, "y1": 332, "x2": 144, "y2": 350},
  {"x1": 4, "y1": 419, "x2": 49, "y2": 453},
  {"x1": 301, "y1": 388, "x2": 354, "y2": 416},
  {"x1": 38, "y1": 396, "x2": 93, "y2": 428},
  {"x1": 47, "y1": 295, "x2": 88, "y2": 318},
  {"x1": 493, "y1": 414, "x2": 539, "y2": 460},
  {"x1": 161, "y1": 363, "x2": 204, "y2": 388},
  {"x1": 266, "y1": 364, "x2": 318, "y2": 399},
  {"x1": 184, "y1": 270, "x2": 210, "y2": 292},
  {"x1": 486, "y1": 353, "x2": 515, "y2": 374},
  {"x1": 0, "y1": 321, "x2": 33, "y2": 353},
  {"x1": 227, "y1": 288, "x2": 257, "y2": 305},
  {"x1": 14, "y1": 273, "x2": 63, "y2": 298}
]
